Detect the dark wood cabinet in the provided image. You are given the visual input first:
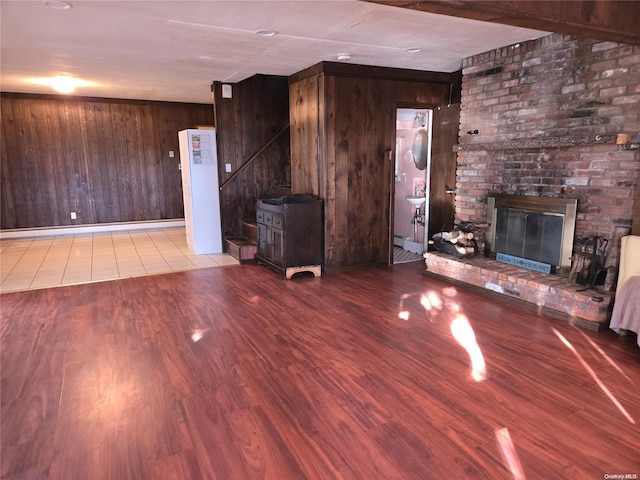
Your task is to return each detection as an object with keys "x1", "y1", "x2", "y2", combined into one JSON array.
[{"x1": 256, "y1": 194, "x2": 323, "y2": 278}]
